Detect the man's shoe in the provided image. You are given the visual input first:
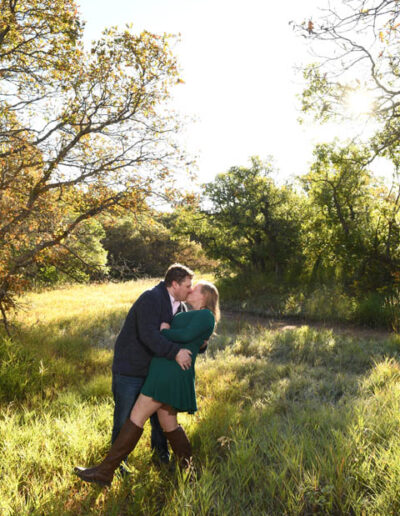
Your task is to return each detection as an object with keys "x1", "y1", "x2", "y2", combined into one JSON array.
[
  {"x1": 151, "y1": 450, "x2": 170, "y2": 465},
  {"x1": 118, "y1": 462, "x2": 131, "y2": 477}
]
